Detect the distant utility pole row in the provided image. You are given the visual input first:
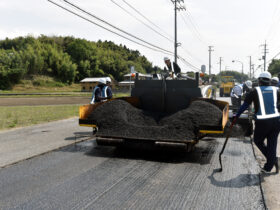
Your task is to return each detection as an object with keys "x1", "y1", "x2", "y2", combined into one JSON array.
[{"x1": 207, "y1": 40, "x2": 269, "y2": 79}]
